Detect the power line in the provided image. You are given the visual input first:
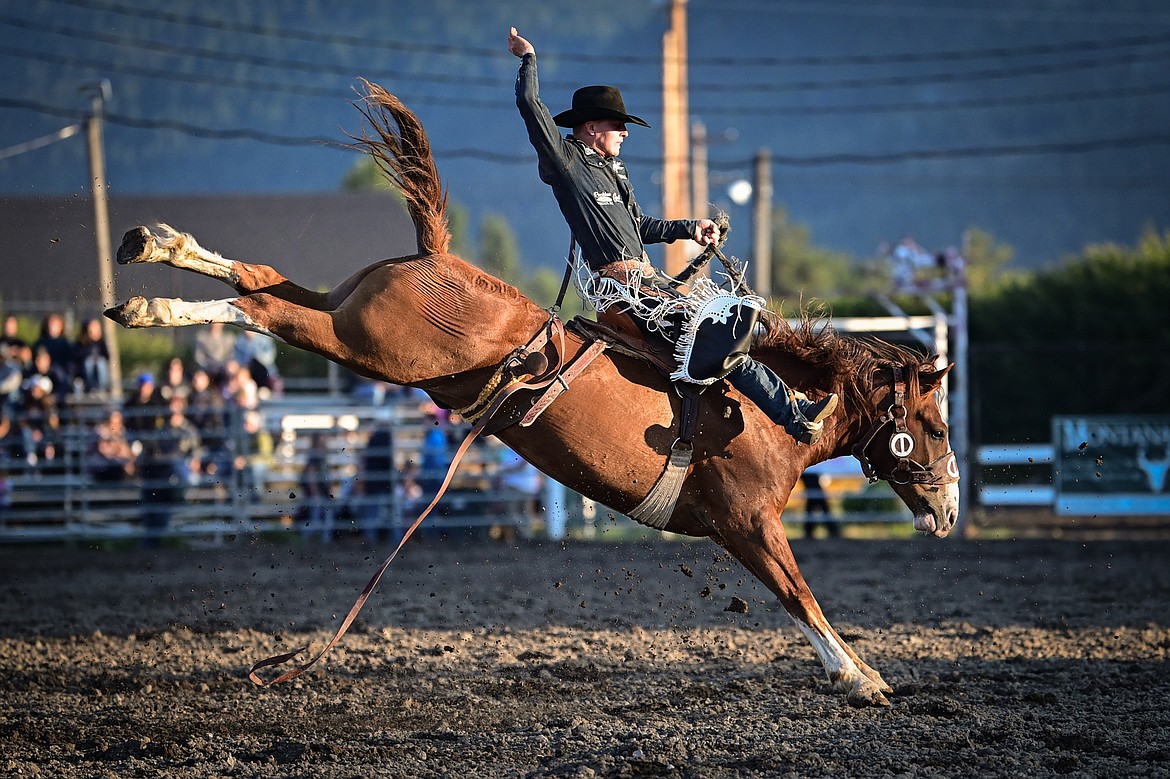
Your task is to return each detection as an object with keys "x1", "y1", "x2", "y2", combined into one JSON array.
[
  {"x1": 707, "y1": 133, "x2": 1170, "y2": 168},
  {"x1": 53, "y1": 0, "x2": 1170, "y2": 68},
  {"x1": 0, "y1": 96, "x2": 341, "y2": 147},
  {"x1": 5, "y1": 13, "x2": 1169, "y2": 96},
  {"x1": 0, "y1": 14, "x2": 506, "y2": 90},
  {"x1": 8, "y1": 43, "x2": 1168, "y2": 118},
  {"x1": 701, "y1": 82, "x2": 1170, "y2": 116},
  {"x1": 0, "y1": 45, "x2": 502, "y2": 109},
  {"x1": 4, "y1": 95, "x2": 1169, "y2": 167}
]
